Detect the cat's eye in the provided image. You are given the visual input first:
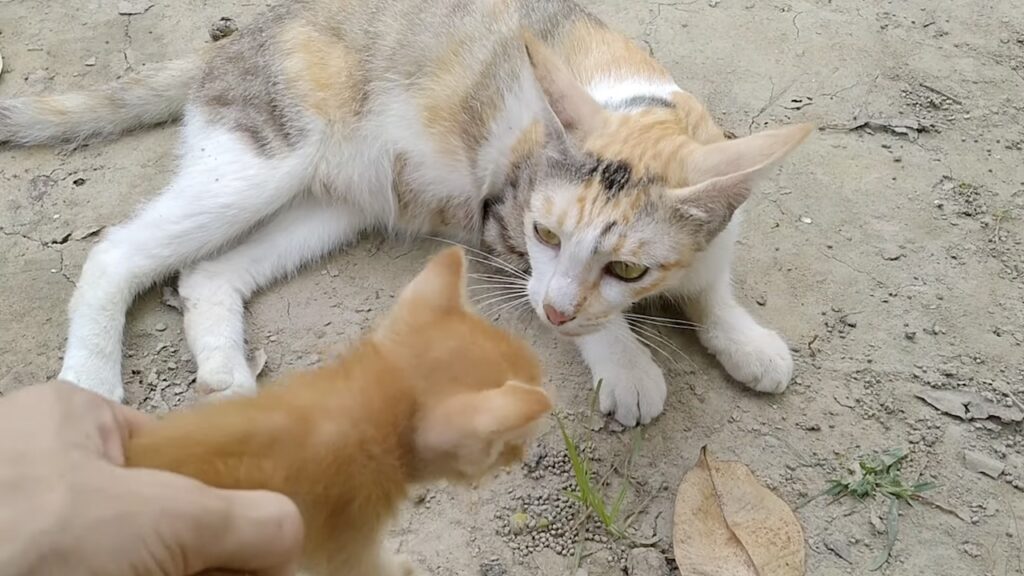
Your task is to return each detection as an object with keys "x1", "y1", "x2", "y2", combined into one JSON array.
[
  {"x1": 606, "y1": 261, "x2": 649, "y2": 282},
  {"x1": 534, "y1": 223, "x2": 561, "y2": 247}
]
